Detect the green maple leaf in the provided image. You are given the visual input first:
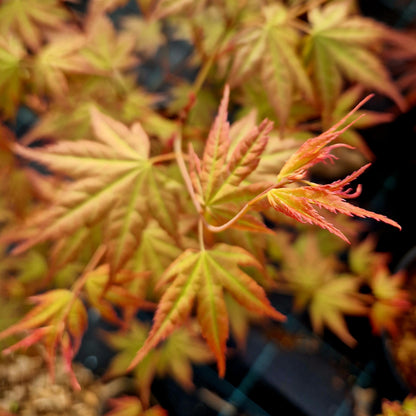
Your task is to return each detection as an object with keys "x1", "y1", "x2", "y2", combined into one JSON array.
[
  {"x1": 23, "y1": 82, "x2": 177, "y2": 146},
  {"x1": 80, "y1": 14, "x2": 138, "y2": 76},
  {"x1": 280, "y1": 233, "x2": 367, "y2": 346},
  {"x1": 0, "y1": 0, "x2": 70, "y2": 51},
  {"x1": 105, "y1": 320, "x2": 213, "y2": 406},
  {"x1": 121, "y1": 16, "x2": 166, "y2": 57},
  {"x1": 0, "y1": 34, "x2": 26, "y2": 119},
  {"x1": 229, "y1": 4, "x2": 313, "y2": 128},
  {"x1": 129, "y1": 244, "x2": 285, "y2": 376},
  {"x1": 369, "y1": 267, "x2": 411, "y2": 336},
  {"x1": 33, "y1": 31, "x2": 93, "y2": 98},
  {"x1": 13, "y1": 107, "x2": 179, "y2": 275},
  {"x1": 130, "y1": 220, "x2": 184, "y2": 283},
  {"x1": 348, "y1": 235, "x2": 389, "y2": 279},
  {"x1": 303, "y1": 0, "x2": 405, "y2": 118},
  {"x1": 84, "y1": 265, "x2": 154, "y2": 327}
]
